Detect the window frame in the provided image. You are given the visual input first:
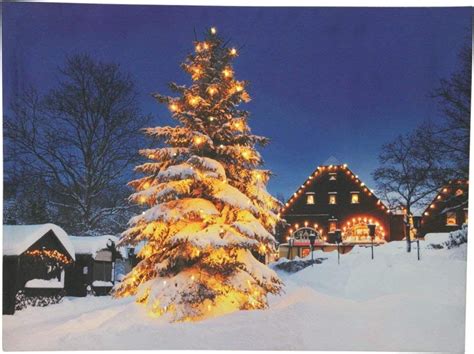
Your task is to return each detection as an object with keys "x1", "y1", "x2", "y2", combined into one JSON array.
[
  {"x1": 350, "y1": 191, "x2": 360, "y2": 204},
  {"x1": 446, "y1": 211, "x2": 458, "y2": 226},
  {"x1": 328, "y1": 192, "x2": 337, "y2": 205}
]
